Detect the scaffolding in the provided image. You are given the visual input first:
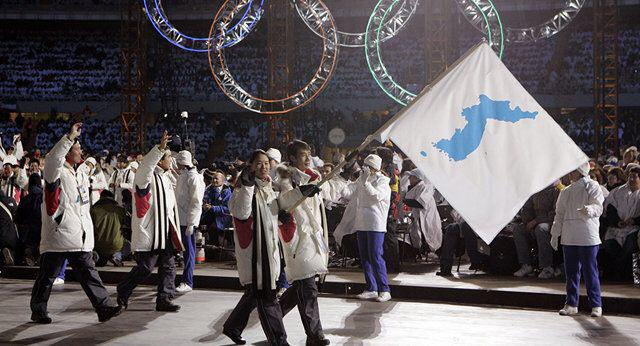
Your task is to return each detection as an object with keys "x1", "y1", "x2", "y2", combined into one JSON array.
[
  {"x1": 593, "y1": 0, "x2": 620, "y2": 158},
  {"x1": 424, "y1": 0, "x2": 454, "y2": 84},
  {"x1": 266, "y1": 0, "x2": 294, "y2": 146},
  {"x1": 120, "y1": 0, "x2": 148, "y2": 153}
]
